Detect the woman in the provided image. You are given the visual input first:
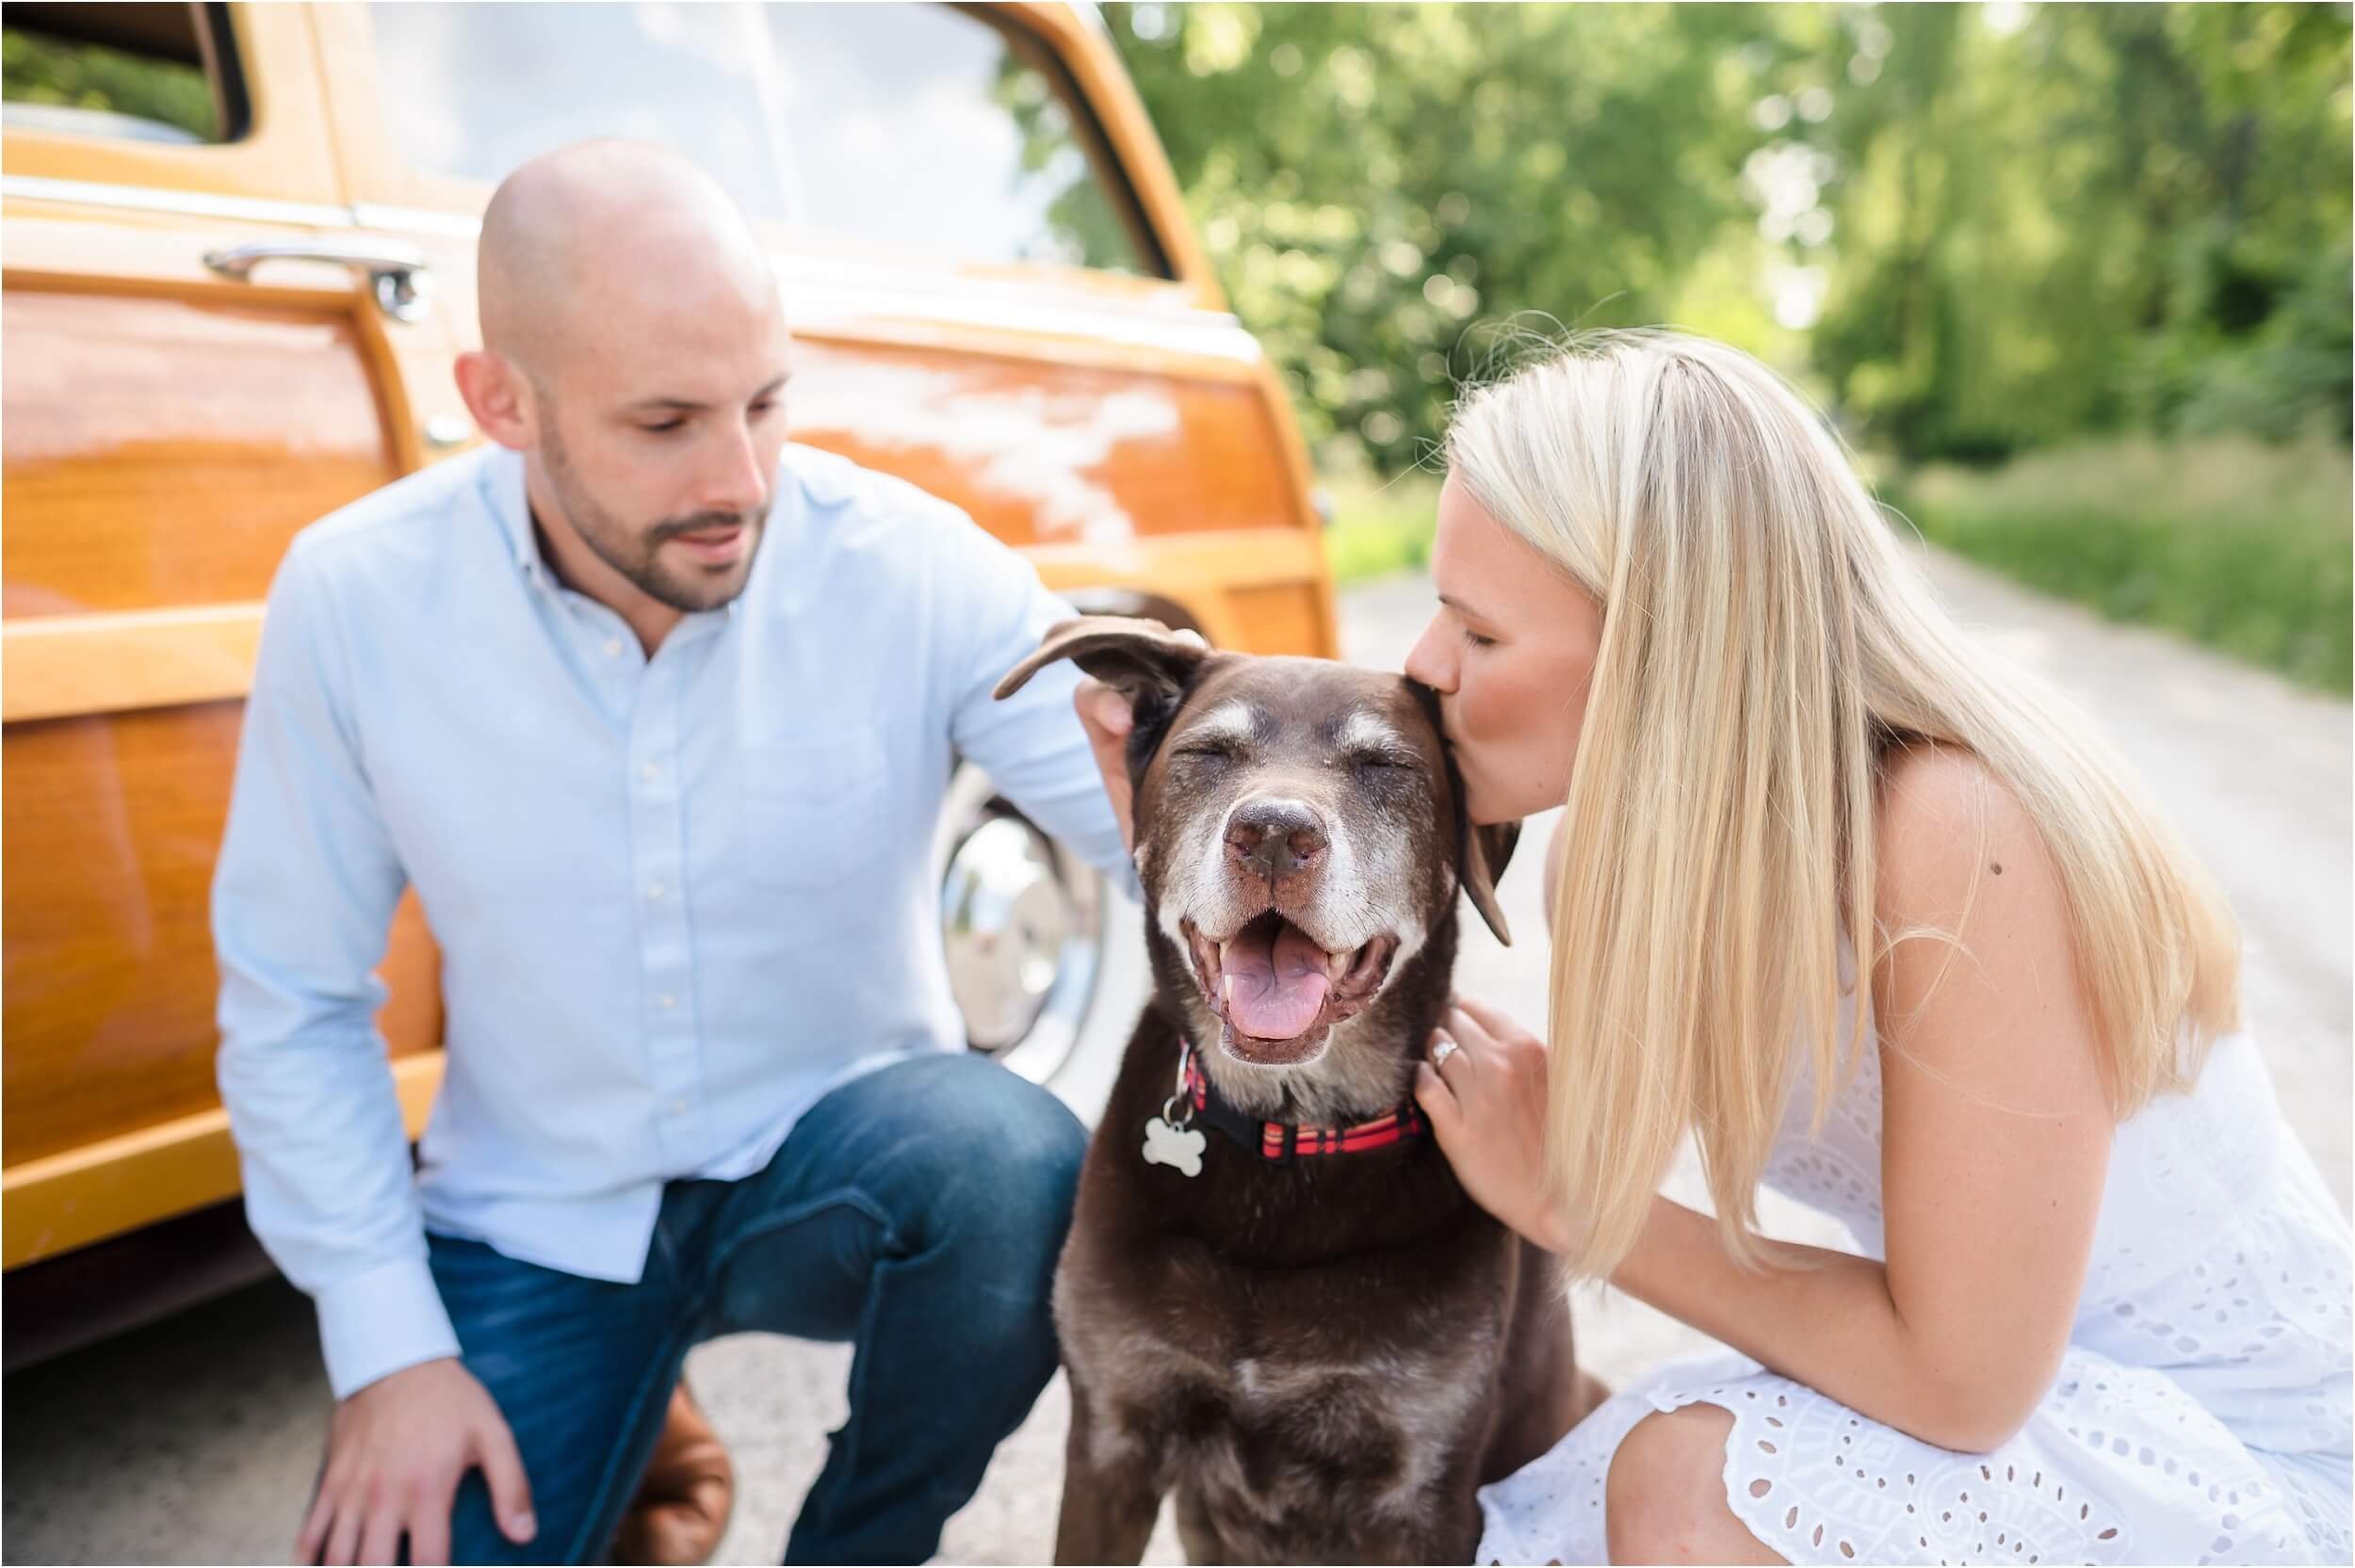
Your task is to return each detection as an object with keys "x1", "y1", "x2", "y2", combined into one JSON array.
[{"x1": 1389, "y1": 330, "x2": 2350, "y2": 1564}]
